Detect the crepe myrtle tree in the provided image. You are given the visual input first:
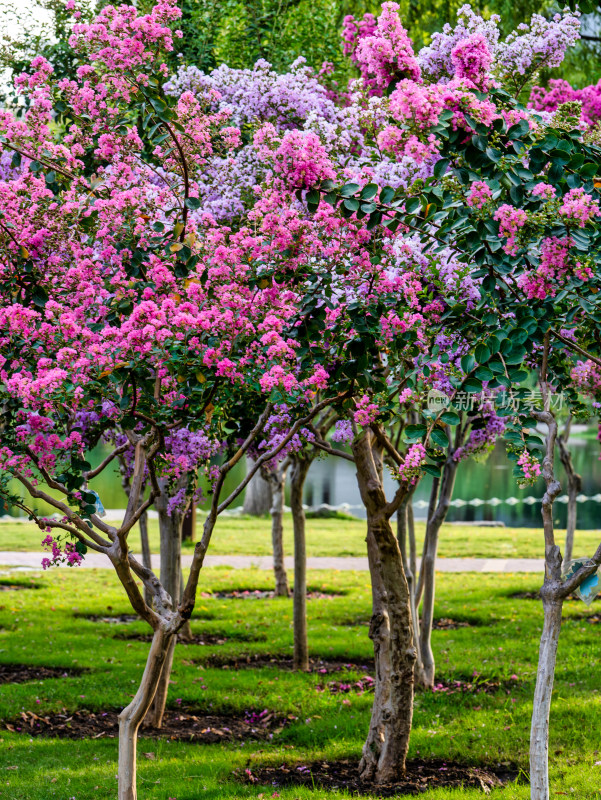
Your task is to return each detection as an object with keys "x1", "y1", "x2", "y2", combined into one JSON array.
[
  {"x1": 300, "y1": 5, "x2": 601, "y2": 794},
  {"x1": 0, "y1": 3, "x2": 353, "y2": 798}
]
